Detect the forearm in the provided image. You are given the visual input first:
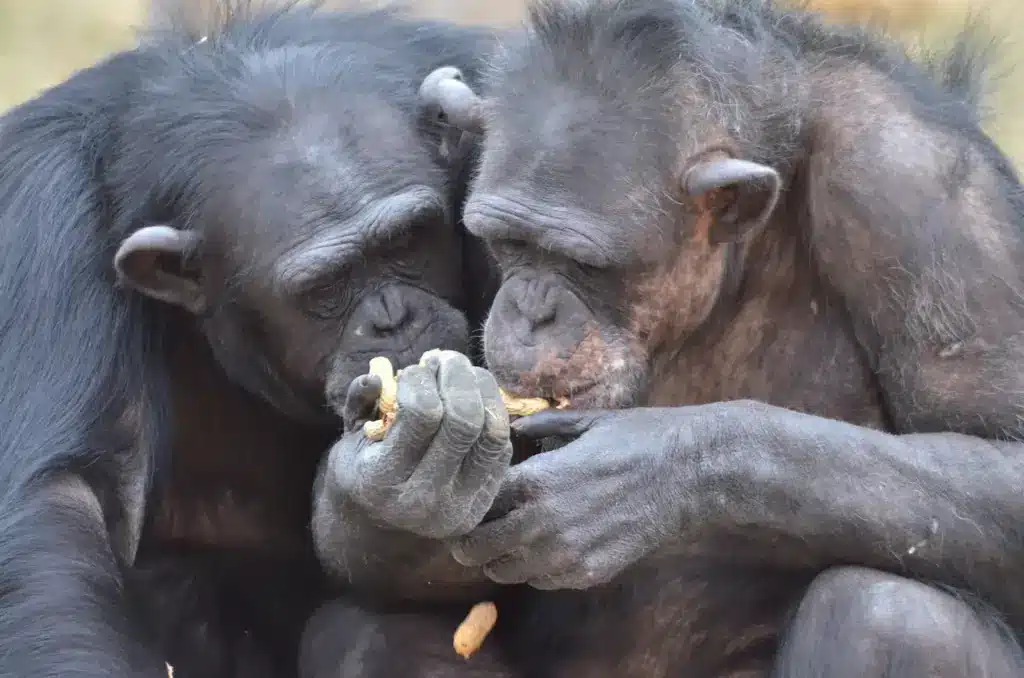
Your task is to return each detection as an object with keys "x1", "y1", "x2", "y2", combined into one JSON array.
[
  {"x1": 312, "y1": 466, "x2": 492, "y2": 603},
  {"x1": 707, "y1": 406, "x2": 1024, "y2": 621},
  {"x1": 0, "y1": 488, "x2": 165, "y2": 677}
]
